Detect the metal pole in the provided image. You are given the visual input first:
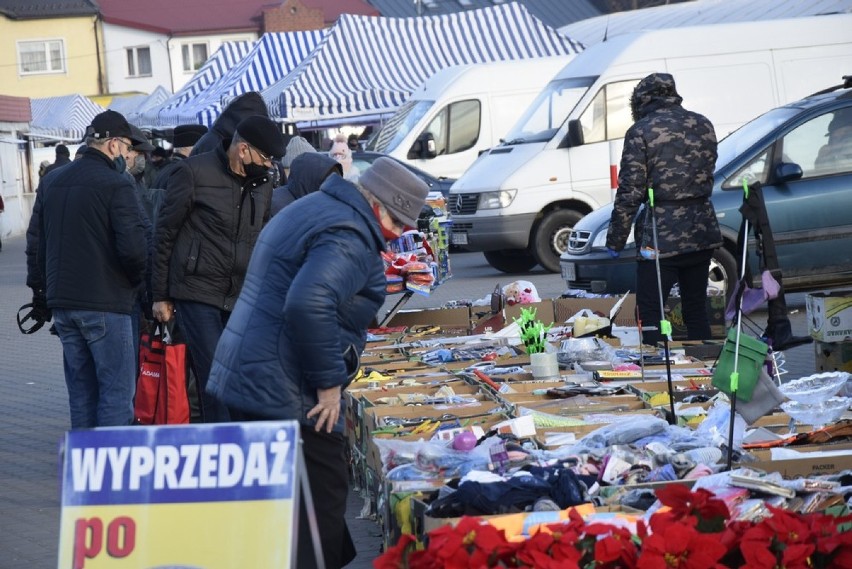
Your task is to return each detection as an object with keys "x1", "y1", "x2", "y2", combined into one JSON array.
[{"x1": 648, "y1": 189, "x2": 677, "y2": 425}]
